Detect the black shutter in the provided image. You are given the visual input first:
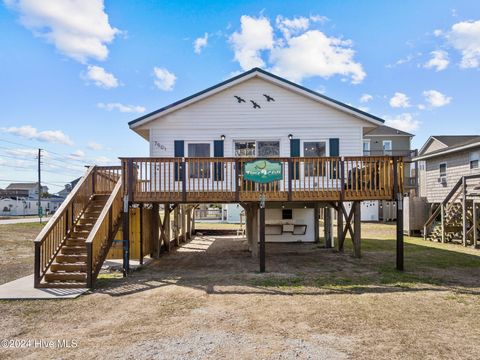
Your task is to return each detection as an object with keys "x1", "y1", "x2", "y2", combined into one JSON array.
[
  {"x1": 213, "y1": 140, "x2": 224, "y2": 181},
  {"x1": 174, "y1": 140, "x2": 184, "y2": 181},
  {"x1": 290, "y1": 138, "x2": 300, "y2": 180},
  {"x1": 329, "y1": 138, "x2": 339, "y2": 179}
]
